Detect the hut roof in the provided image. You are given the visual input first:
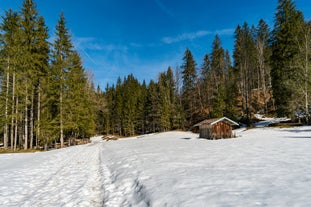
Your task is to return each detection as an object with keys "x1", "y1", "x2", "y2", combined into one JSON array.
[{"x1": 193, "y1": 117, "x2": 239, "y2": 127}]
